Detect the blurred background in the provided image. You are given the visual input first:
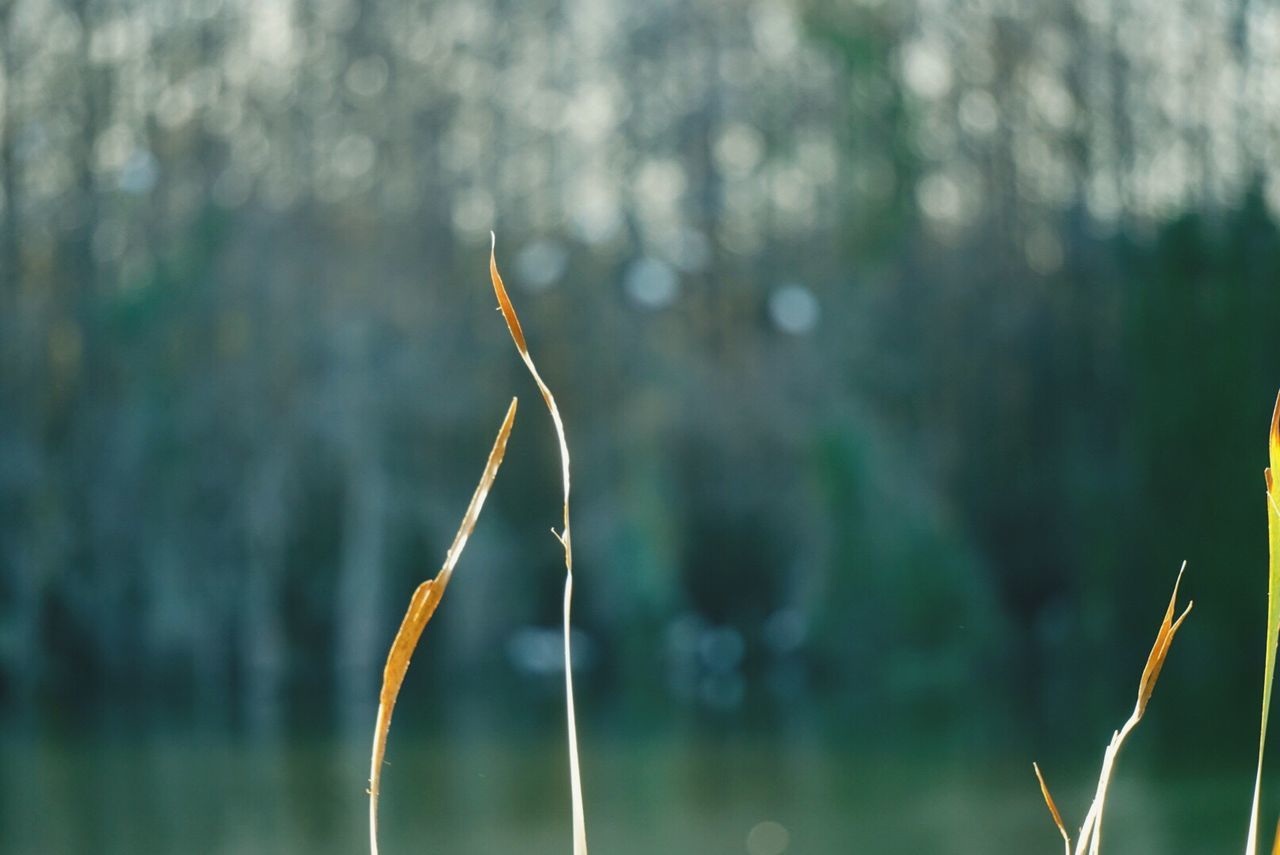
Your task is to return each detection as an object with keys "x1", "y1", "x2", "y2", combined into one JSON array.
[{"x1": 2, "y1": 0, "x2": 1279, "y2": 851}]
